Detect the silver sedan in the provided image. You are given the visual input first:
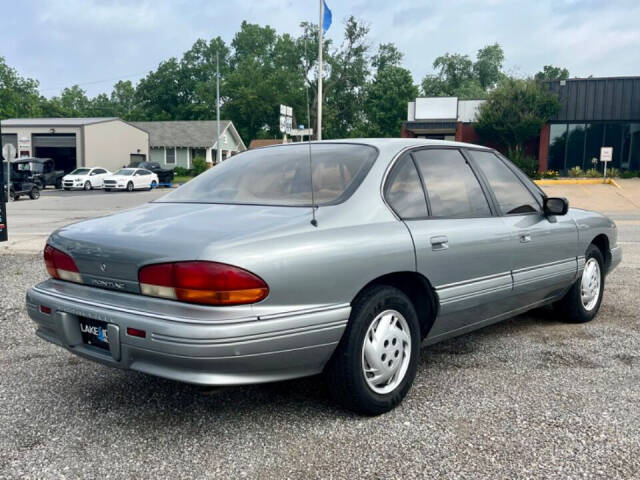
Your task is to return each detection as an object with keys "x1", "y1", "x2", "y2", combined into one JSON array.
[{"x1": 26, "y1": 139, "x2": 621, "y2": 415}]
